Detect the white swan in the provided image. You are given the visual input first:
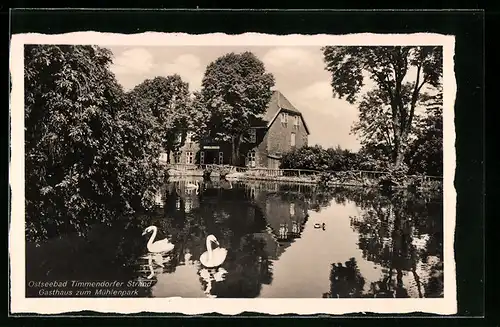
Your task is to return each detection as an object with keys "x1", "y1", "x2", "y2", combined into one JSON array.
[
  {"x1": 142, "y1": 226, "x2": 174, "y2": 253},
  {"x1": 200, "y1": 235, "x2": 227, "y2": 268}
]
